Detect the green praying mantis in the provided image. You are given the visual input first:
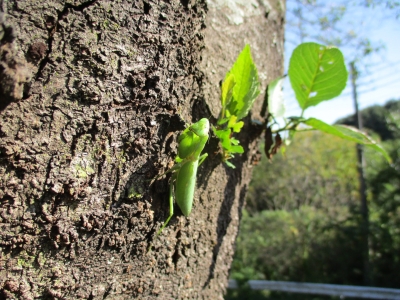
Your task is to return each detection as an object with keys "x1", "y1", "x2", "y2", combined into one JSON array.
[{"x1": 155, "y1": 118, "x2": 210, "y2": 236}]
